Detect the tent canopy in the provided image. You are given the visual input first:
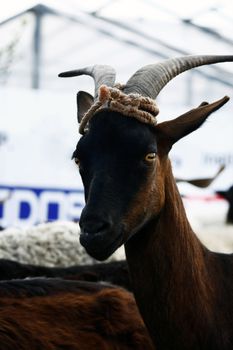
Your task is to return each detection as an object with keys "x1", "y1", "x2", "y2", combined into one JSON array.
[{"x1": 0, "y1": 0, "x2": 233, "y2": 107}]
